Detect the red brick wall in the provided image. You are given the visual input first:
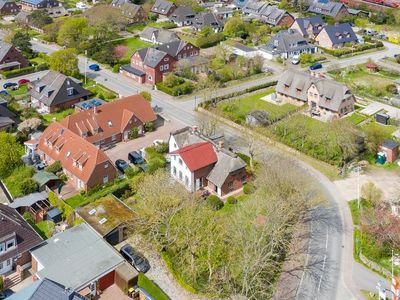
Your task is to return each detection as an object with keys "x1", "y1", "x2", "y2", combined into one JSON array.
[
  {"x1": 98, "y1": 271, "x2": 115, "y2": 291},
  {"x1": 0, "y1": 2, "x2": 20, "y2": 15},
  {"x1": 15, "y1": 251, "x2": 31, "y2": 267},
  {"x1": 0, "y1": 47, "x2": 28, "y2": 69},
  {"x1": 220, "y1": 168, "x2": 247, "y2": 196},
  {"x1": 176, "y1": 43, "x2": 200, "y2": 60},
  {"x1": 277, "y1": 14, "x2": 295, "y2": 27},
  {"x1": 86, "y1": 160, "x2": 118, "y2": 190}
]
